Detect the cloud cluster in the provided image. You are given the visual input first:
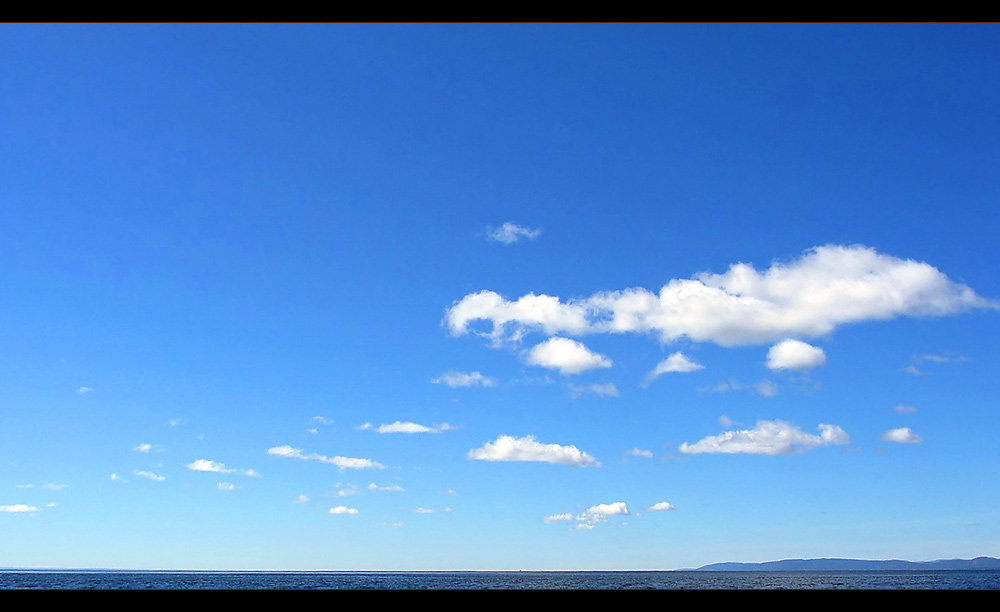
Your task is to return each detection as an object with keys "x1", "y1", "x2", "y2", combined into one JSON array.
[
  {"x1": 679, "y1": 420, "x2": 850, "y2": 455},
  {"x1": 525, "y1": 337, "x2": 612, "y2": 375},
  {"x1": 0, "y1": 504, "x2": 39, "y2": 513},
  {"x1": 766, "y1": 339, "x2": 827, "y2": 372},
  {"x1": 446, "y1": 245, "x2": 994, "y2": 347},
  {"x1": 546, "y1": 502, "x2": 630, "y2": 530},
  {"x1": 266, "y1": 445, "x2": 384, "y2": 470},
  {"x1": 487, "y1": 222, "x2": 541, "y2": 244},
  {"x1": 468, "y1": 435, "x2": 600, "y2": 467},
  {"x1": 432, "y1": 371, "x2": 498, "y2": 388}
]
